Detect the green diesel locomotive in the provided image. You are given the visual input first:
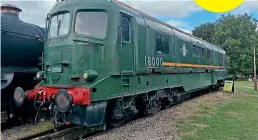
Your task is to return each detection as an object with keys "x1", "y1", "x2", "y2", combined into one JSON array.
[{"x1": 14, "y1": 0, "x2": 227, "y2": 130}]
